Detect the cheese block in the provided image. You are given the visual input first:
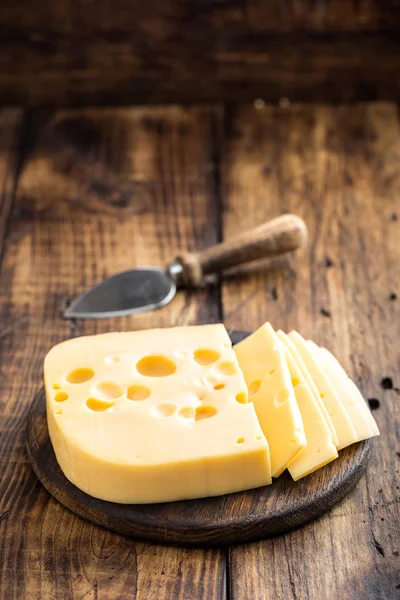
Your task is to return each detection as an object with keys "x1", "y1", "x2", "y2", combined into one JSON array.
[
  {"x1": 234, "y1": 322, "x2": 306, "y2": 477},
  {"x1": 309, "y1": 341, "x2": 379, "y2": 440},
  {"x1": 288, "y1": 331, "x2": 358, "y2": 450},
  {"x1": 44, "y1": 324, "x2": 272, "y2": 504},
  {"x1": 277, "y1": 330, "x2": 338, "y2": 447},
  {"x1": 276, "y1": 331, "x2": 338, "y2": 479}
]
